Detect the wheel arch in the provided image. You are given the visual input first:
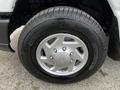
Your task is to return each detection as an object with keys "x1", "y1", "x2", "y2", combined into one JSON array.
[
  {"x1": 8, "y1": 0, "x2": 120, "y2": 60},
  {"x1": 8, "y1": 0, "x2": 114, "y2": 35}
]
